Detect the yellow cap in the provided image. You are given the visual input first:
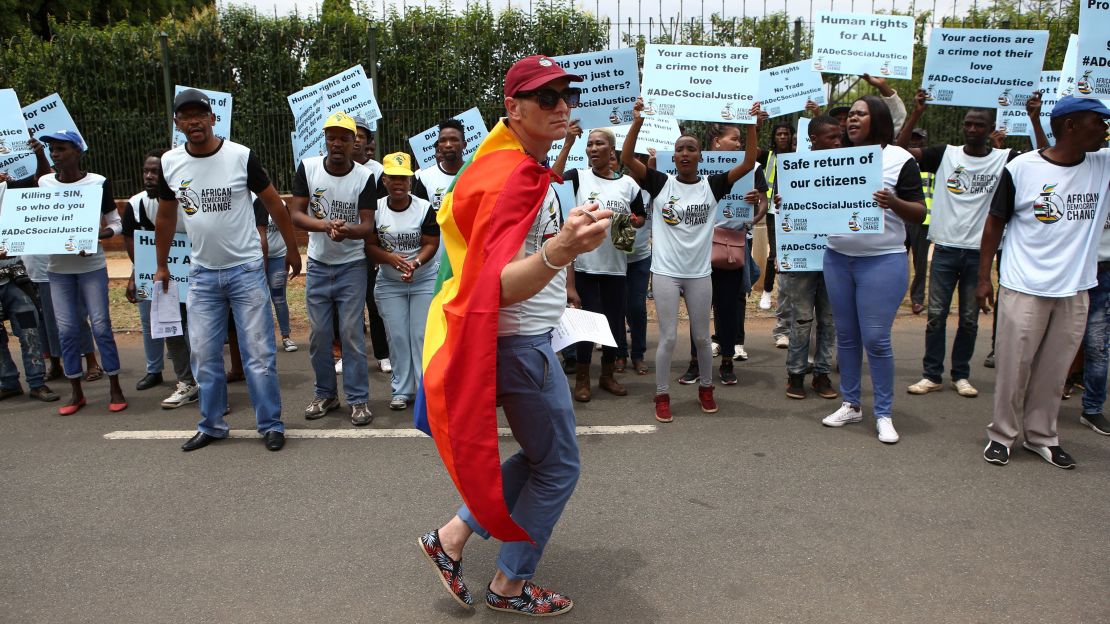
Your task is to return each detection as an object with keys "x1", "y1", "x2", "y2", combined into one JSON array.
[
  {"x1": 323, "y1": 111, "x2": 357, "y2": 134},
  {"x1": 382, "y1": 152, "x2": 414, "y2": 176}
]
